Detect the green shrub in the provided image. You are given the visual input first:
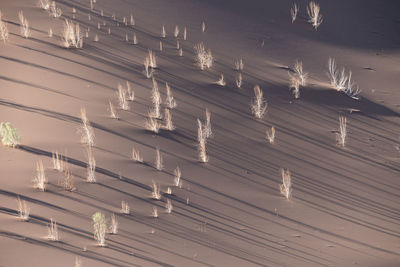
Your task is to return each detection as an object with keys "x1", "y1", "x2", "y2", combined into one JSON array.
[{"x1": 0, "y1": 122, "x2": 20, "y2": 147}]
